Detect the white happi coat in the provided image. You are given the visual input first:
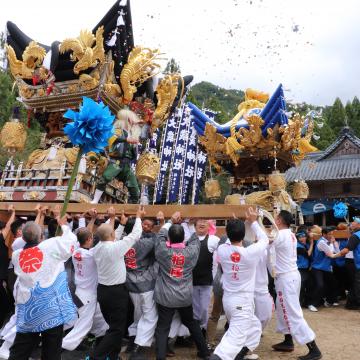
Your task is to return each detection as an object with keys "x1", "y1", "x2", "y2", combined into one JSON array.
[{"x1": 12, "y1": 225, "x2": 77, "y2": 333}]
